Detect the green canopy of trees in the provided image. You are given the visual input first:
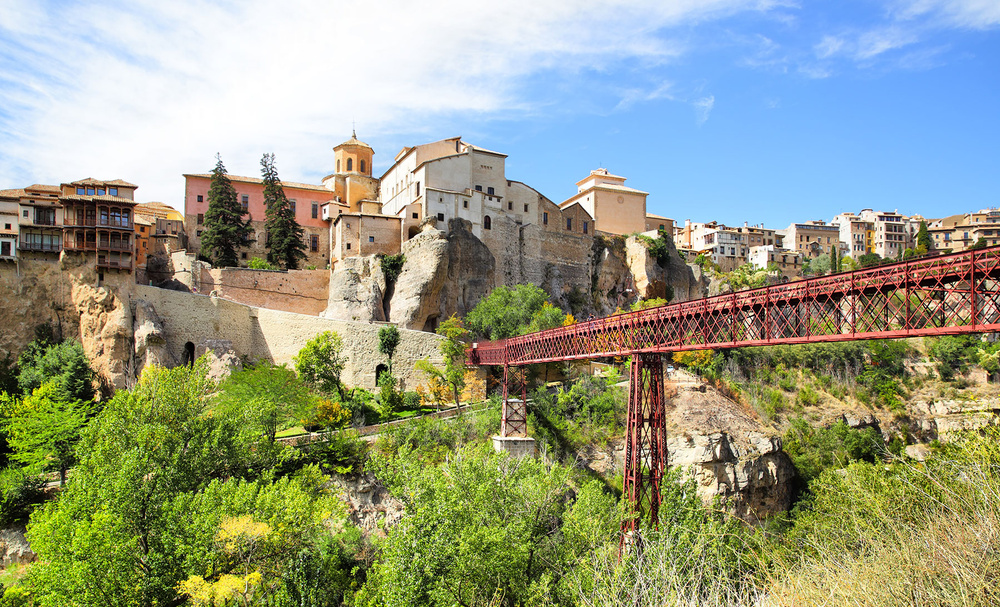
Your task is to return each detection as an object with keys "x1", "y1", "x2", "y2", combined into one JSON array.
[
  {"x1": 465, "y1": 284, "x2": 566, "y2": 341},
  {"x1": 200, "y1": 154, "x2": 252, "y2": 268},
  {"x1": 261, "y1": 153, "x2": 307, "y2": 270}
]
